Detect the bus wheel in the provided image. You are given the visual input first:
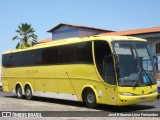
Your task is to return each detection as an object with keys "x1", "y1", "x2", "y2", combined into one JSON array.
[
  {"x1": 83, "y1": 89, "x2": 97, "y2": 108},
  {"x1": 16, "y1": 86, "x2": 23, "y2": 99},
  {"x1": 25, "y1": 86, "x2": 32, "y2": 100}
]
